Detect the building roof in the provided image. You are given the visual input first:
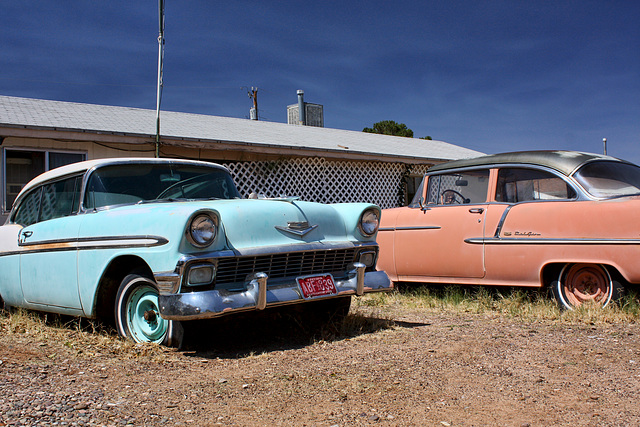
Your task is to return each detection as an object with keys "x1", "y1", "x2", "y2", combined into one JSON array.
[
  {"x1": 427, "y1": 150, "x2": 628, "y2": 176},
  {"x1": 0, "y1": 95, "x2": 484, "y2": 163}
]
